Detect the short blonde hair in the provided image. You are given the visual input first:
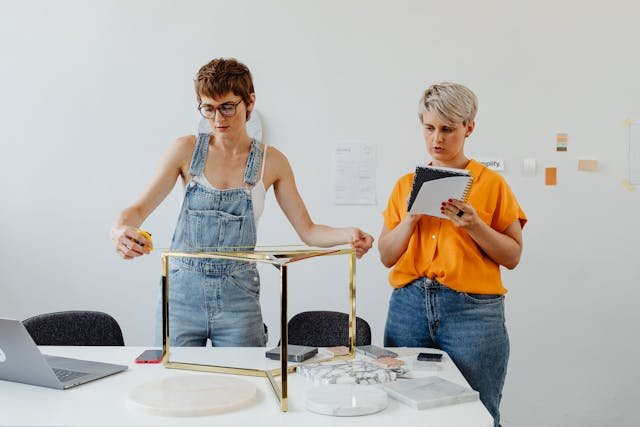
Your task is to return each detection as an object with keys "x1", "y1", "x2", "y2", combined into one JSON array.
[{"x1": 418, "y1": 82, "x2": 478, "y2": 125}]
